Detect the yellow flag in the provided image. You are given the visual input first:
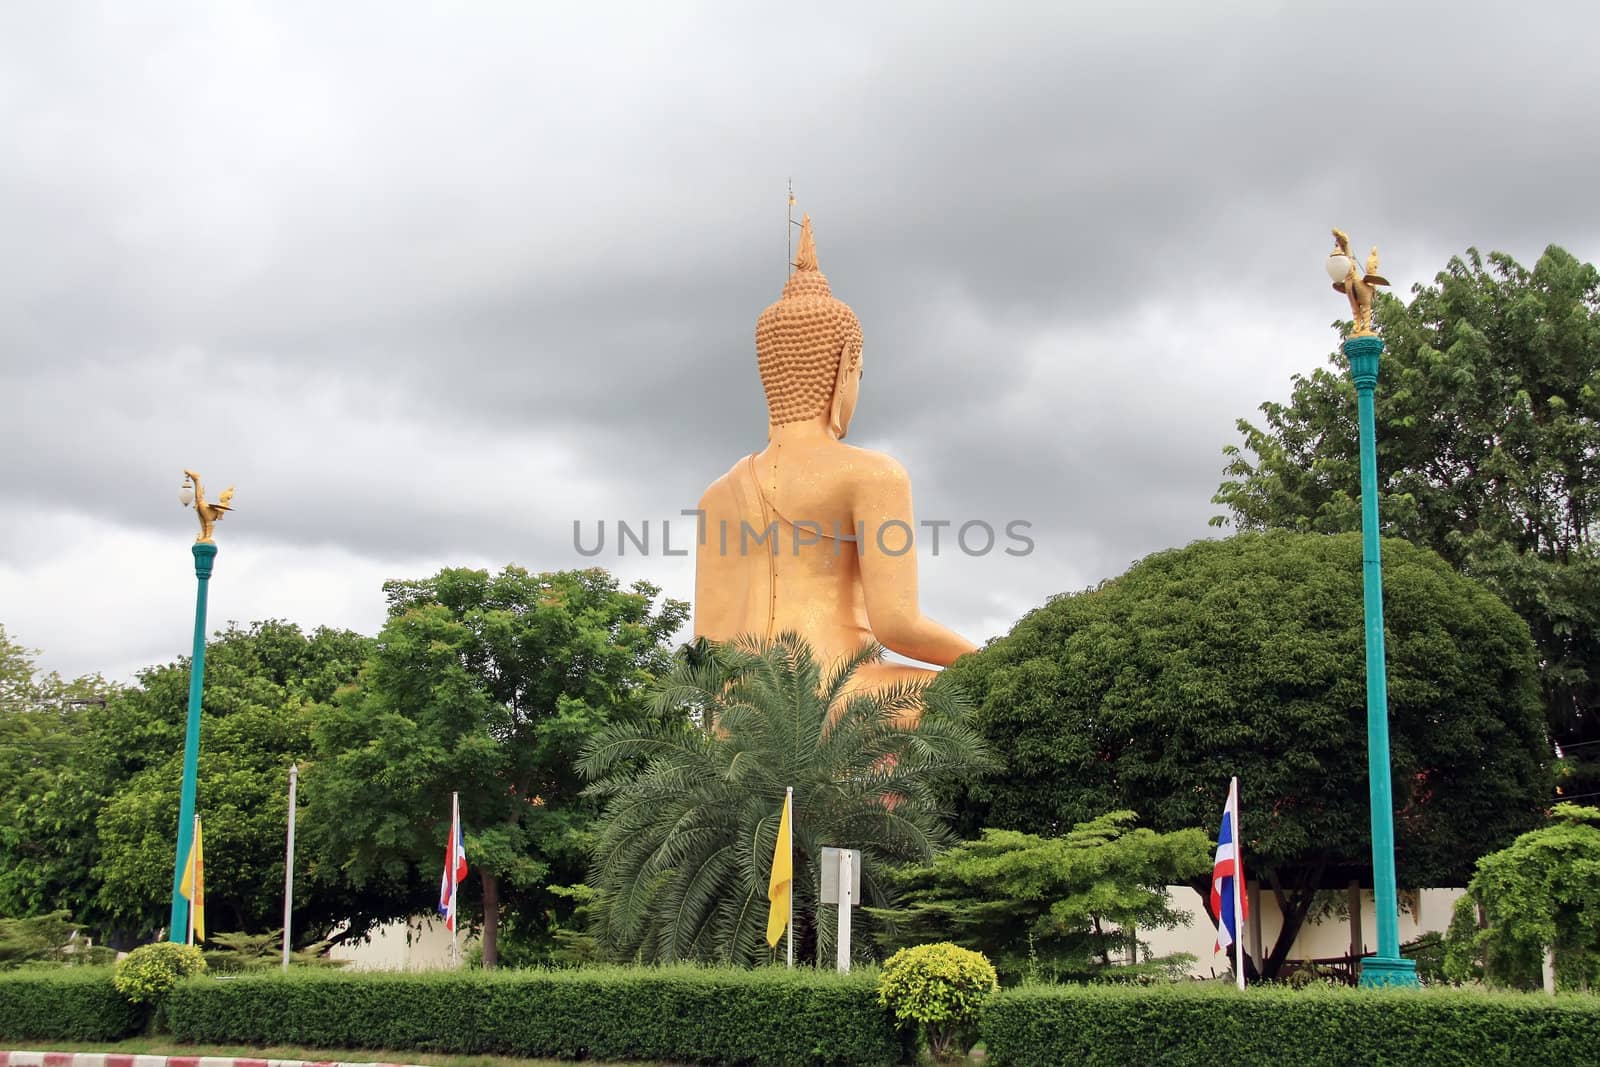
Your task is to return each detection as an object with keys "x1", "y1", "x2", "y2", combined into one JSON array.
[
  {"x1": 765, "y1": 791, "x2": 792, "y2": 947},
  {"x1": 179, "y1": 817, "x2": 205, "y2": 942}
]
